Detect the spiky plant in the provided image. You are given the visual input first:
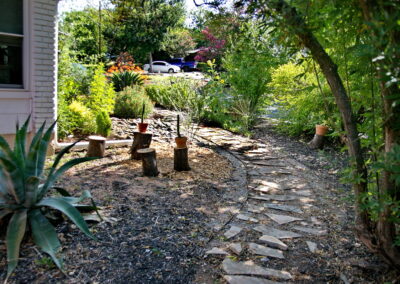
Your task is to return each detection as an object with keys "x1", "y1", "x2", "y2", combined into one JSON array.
[
  {"x1": 177, "y1": 114, "x2": 181, "y2": 138},
  {"x1": 111, "y1": 71, "x2": 144, "y2": 92},
  {"x1": 141, "y1": 103, "x2": 145, "y2": 124},
  {"x1": 0, "y1": 117, "x2": 98, "y2": 281}
]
